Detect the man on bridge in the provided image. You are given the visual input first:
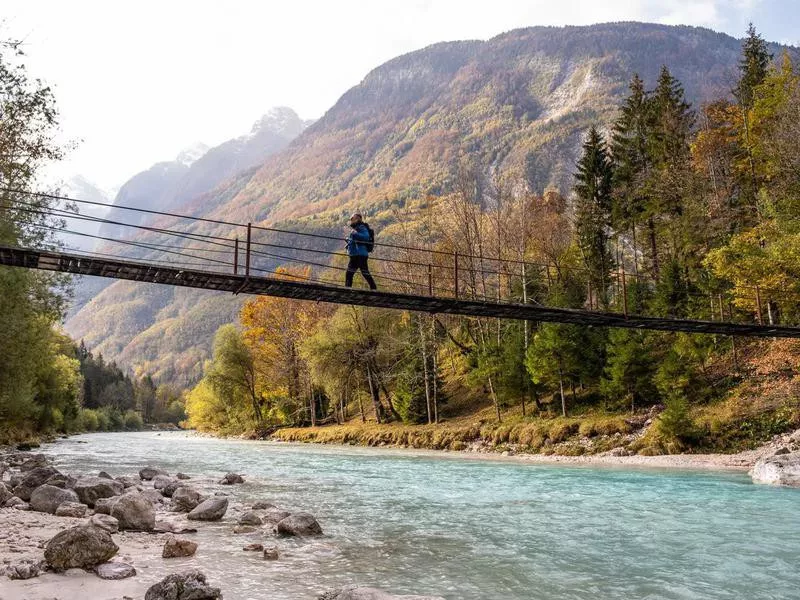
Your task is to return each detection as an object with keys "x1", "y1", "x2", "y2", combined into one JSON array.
[{"x1": 345, "y1": 213, "x2": 377, "y2": 290}]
